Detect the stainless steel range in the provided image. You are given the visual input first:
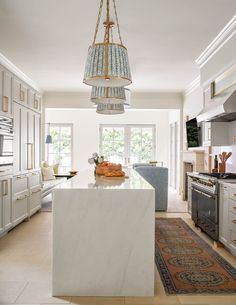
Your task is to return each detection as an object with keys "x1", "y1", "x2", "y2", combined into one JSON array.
[{"x1": 191, "y1": 172, "x2": 236, "y2": 241}]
